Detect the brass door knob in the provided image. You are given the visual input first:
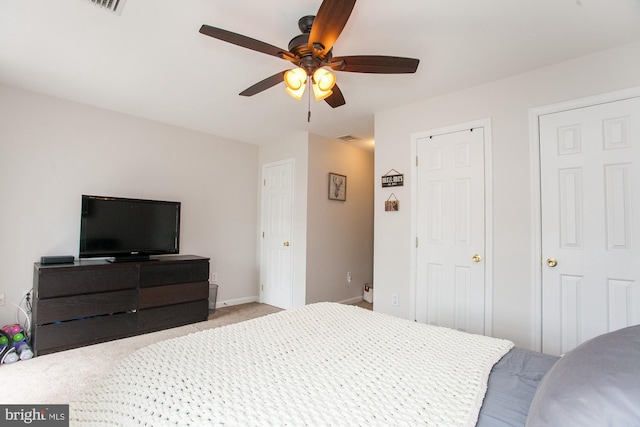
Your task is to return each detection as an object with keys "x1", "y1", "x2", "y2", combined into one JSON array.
[
  {"x1": 546, "y1": 258, "x2": 558, "y2": 267},
  {"x1": 472, "y1": 254, "x2": 482, "y2": 263},
  {"x1": 283, "y1": 242, "x2": 290, "y2": 247}
]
